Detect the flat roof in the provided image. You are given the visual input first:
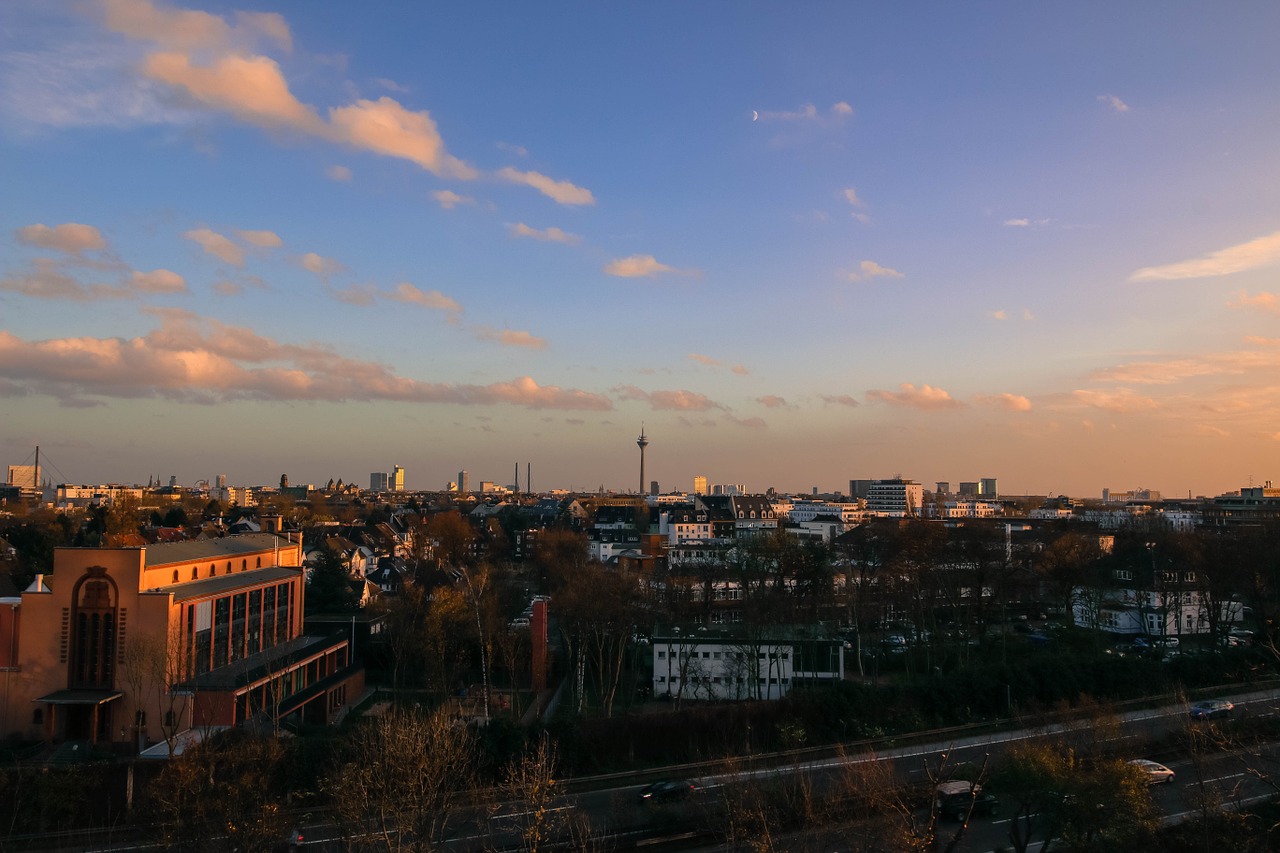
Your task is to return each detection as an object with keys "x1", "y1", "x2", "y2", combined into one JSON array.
[
  {"x1": 142, "y1": 533, "x2": 292, "y2": 568},
  {"x1": 36, "y1": 689, "x2": 123, "y2": 706},
  {"x1": 179, "y1": 633, "x2": 349, "y2": 691},
  {"x1": 151, "y1": 566, "x2": 302, "y2": 601}
]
